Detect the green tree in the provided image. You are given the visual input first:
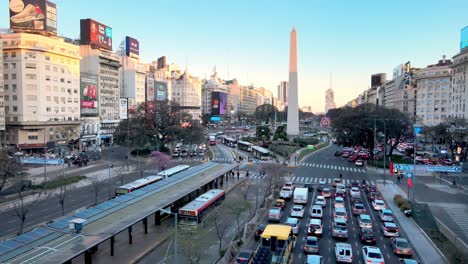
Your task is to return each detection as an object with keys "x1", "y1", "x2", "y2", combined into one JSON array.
[
  {"x1": 254, "y1": 104, "x2": 278, "y2": 124},
  {"x1": 273, "y1": 125, "x2": 288, "y2": 141},
  {"x1": 201, "y1": 113, "x2": 211, "y2": 127},
  {"x1": 444, "y1": 117, "x2": 467, "y2": 161},
  {"x1": 256, "y1": 126, "x2": 270, "y2": 143}
]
